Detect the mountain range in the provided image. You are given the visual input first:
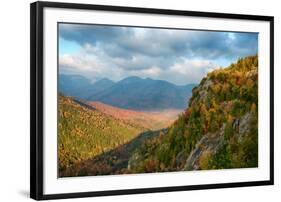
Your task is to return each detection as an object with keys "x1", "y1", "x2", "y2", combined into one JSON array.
[
  {"x1": 59, "y1": 74, "x2": 115, "y2": 99},
  {"x1": 59, "y1": 74, "x2": 196, "y2": 110}
]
